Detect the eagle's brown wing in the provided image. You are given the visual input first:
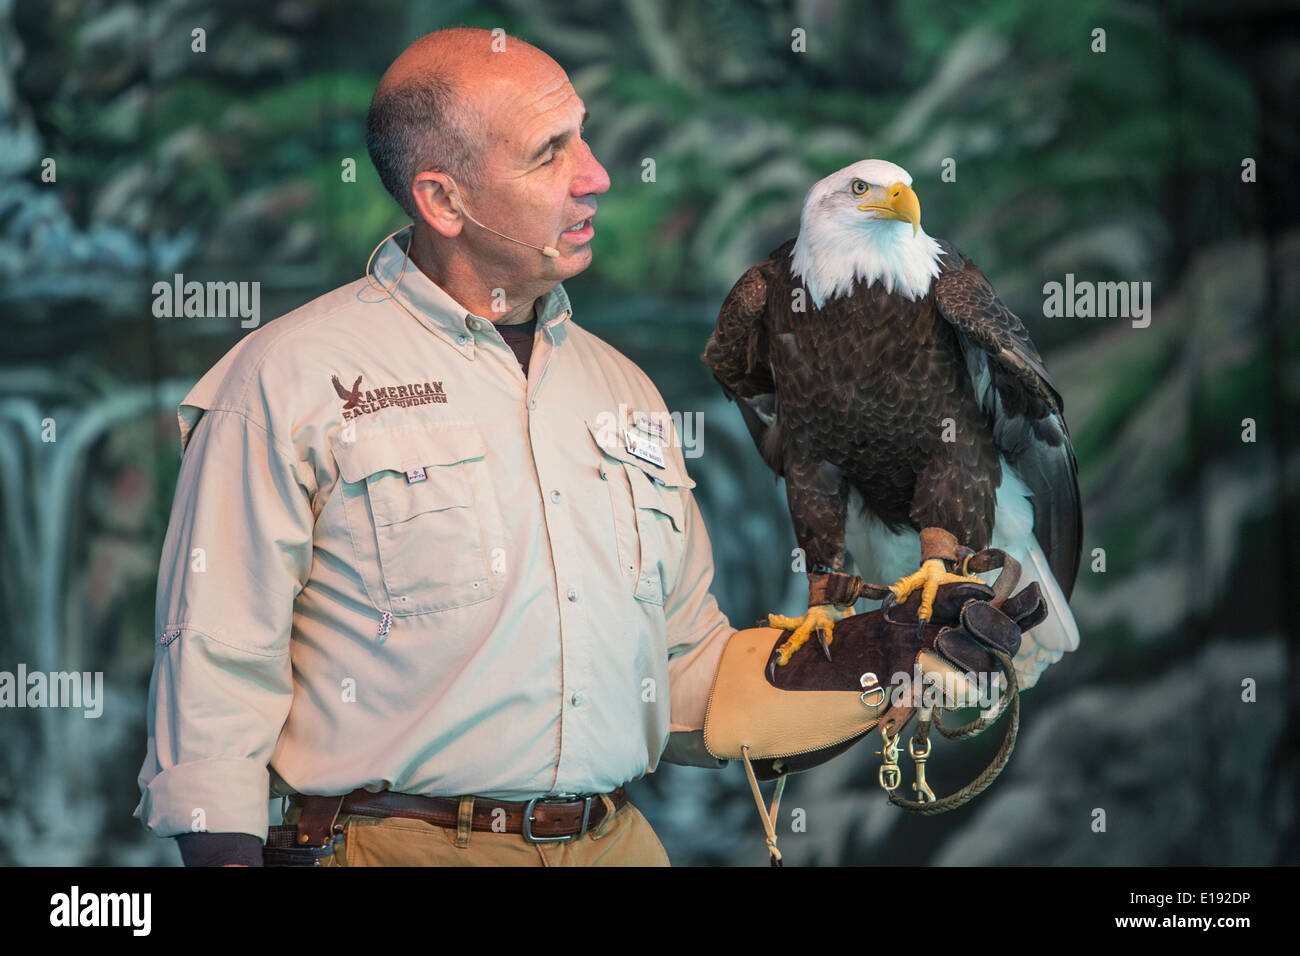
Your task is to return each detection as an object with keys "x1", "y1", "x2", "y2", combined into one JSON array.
[
  {"x1": 932, "y1": 240, "x2": 1082, "y2": 597},
  {"x1": 702, "y1": 240, "x2": 794, "y2": 478}
]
